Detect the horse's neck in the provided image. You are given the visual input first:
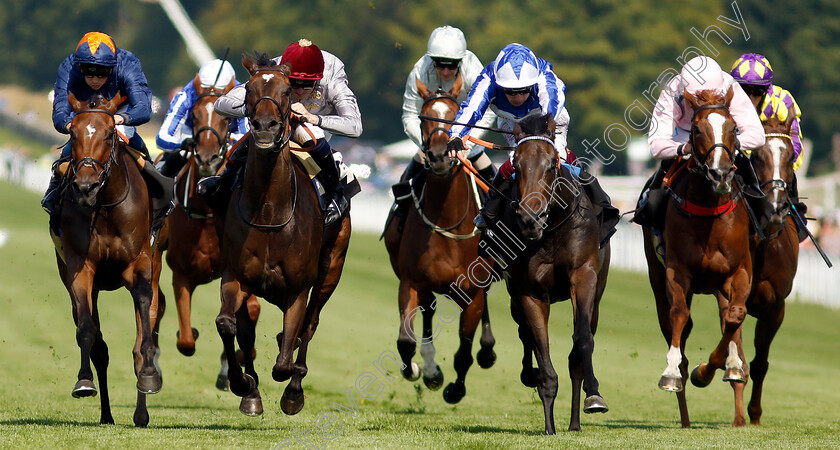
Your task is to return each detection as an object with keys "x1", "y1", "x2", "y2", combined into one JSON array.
[
  {"x1": 241, "y1": 144, "x2": 294, "y2": 214},
  {"x1": 685, "y1": 171, "x2": 733, "y2": 207},
  {"x1": 100, "y1": 149, "x2": 133, "y2": 206},
  {"x1": 423, "y1": 167, "x2": 473, "y2": 220}
]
